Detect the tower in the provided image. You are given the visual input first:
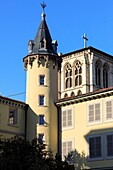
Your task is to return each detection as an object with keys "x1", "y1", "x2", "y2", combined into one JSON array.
[{"x1": 23, "y1": 3, "x2": 60, "y2": 155}]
